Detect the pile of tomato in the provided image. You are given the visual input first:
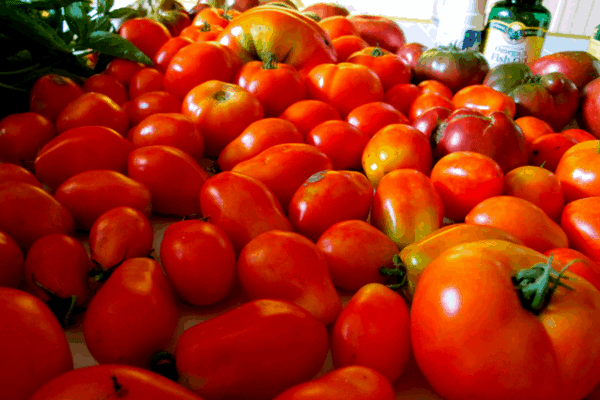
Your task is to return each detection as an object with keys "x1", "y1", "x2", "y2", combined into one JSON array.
[{"x1": 2, "y1": 0, "x2": 600, "y2": 399}]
